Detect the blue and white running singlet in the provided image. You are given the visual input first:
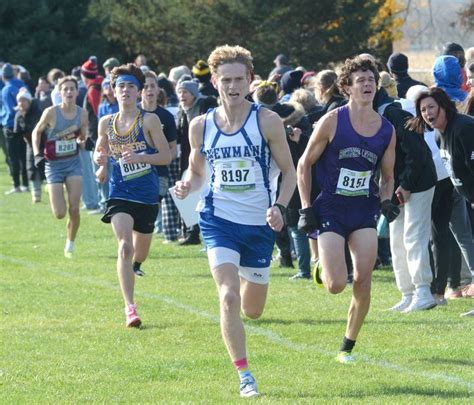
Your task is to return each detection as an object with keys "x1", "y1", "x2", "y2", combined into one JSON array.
[{"x1": 199, "y1": 104, "x2": 277, "y2": 226}]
